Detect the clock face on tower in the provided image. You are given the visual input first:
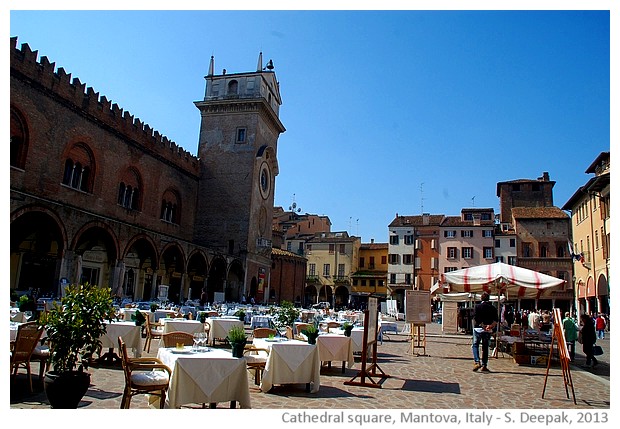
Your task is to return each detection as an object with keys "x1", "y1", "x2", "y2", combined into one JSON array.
[{"x1": 259, "y1": 162, "x2": 271, "y2": 199}]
